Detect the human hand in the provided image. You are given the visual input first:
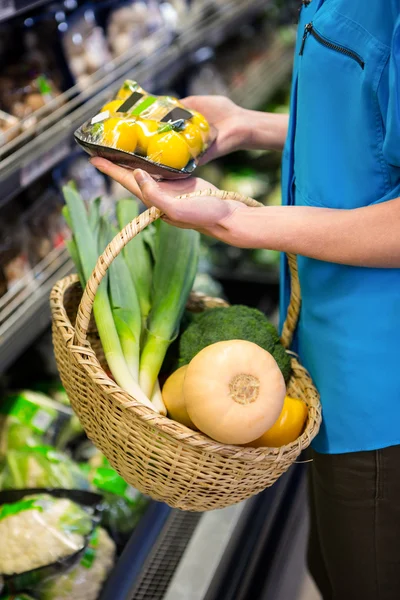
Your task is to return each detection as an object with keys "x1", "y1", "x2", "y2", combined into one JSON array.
[
  {"x1": 182, "y1": 95, "x2": 248, "y2": 163},
  {"x1": 90, "y1": 158, "x2": 250, "y2": 244}
]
